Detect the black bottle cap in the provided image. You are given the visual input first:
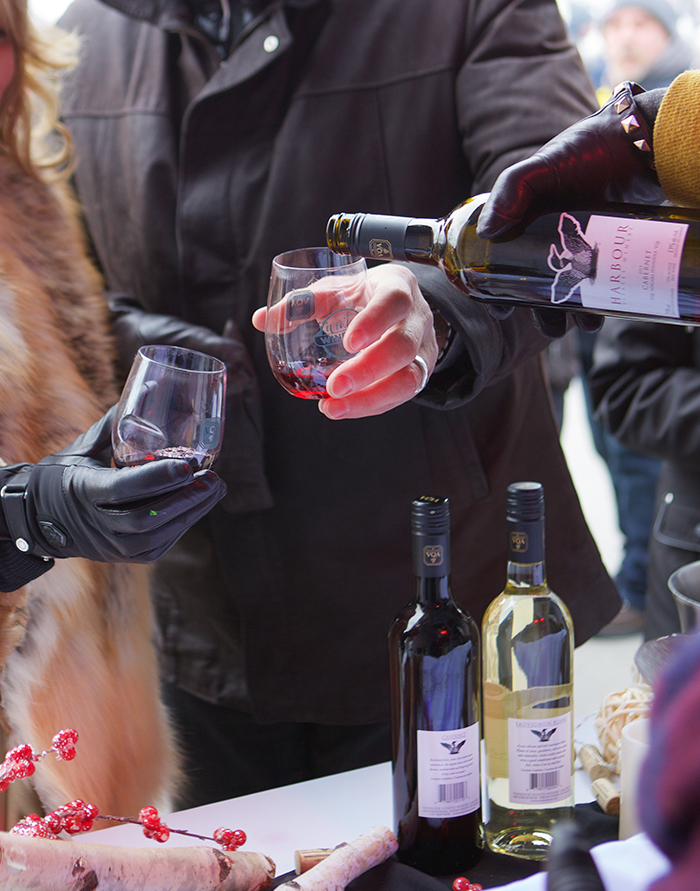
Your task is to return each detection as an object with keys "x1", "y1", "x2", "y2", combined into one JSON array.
[
  {"x1": 412, "y1": 496, "x2": 450, "y2": 576},
  {"x1": 506, "y1": 481, "x2": 544, "y2": 523},
  {"x1": 411, "y1": 495, "x2": 449, "y2": 534}
]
